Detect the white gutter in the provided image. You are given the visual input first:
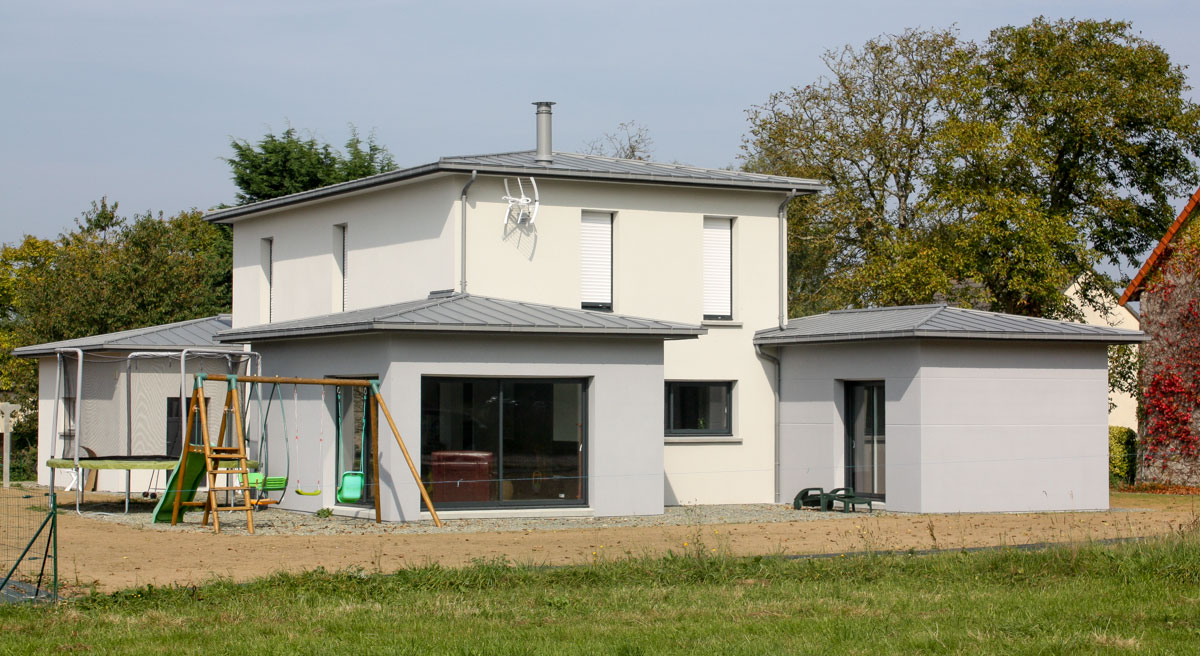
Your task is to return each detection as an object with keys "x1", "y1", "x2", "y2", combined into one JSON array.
[
  {"x1": 460, "y1": 170, "x2": 478, "y2": 293},
  {"x1": 755, "y1": 344, "x2": 783, "y2": 503},
  {"x1": 778, "y1": 190, "x2": 800, "y2": 329}
]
